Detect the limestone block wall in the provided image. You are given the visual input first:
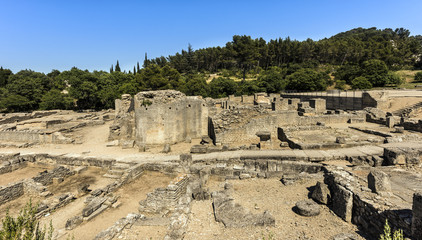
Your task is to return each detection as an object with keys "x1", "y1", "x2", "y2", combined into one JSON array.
[
  {"x1": 138, "y1": 174, "x2": 189, "y2": 213},
  {"x1": 413, "y1": 192, "x2": 422, "y2": 239},
  {"x1": 212, "y1": 110, "x2": 365, "y2": 146},
  {"x1": 402, "y1": 119, "x2": 422, "y2": 133},
  {"x1": 134, "y1": 91, "x2": 208, "y2": 147},
  {"x1": 0, "y1": 182, "x2": 24, "y2": 205},
  {"x1": 324, "y1": 168, "x2": 414, "y2": 238},
  {"x1": 0, "y1": 130, "x2": 49, "y2": 143}
]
